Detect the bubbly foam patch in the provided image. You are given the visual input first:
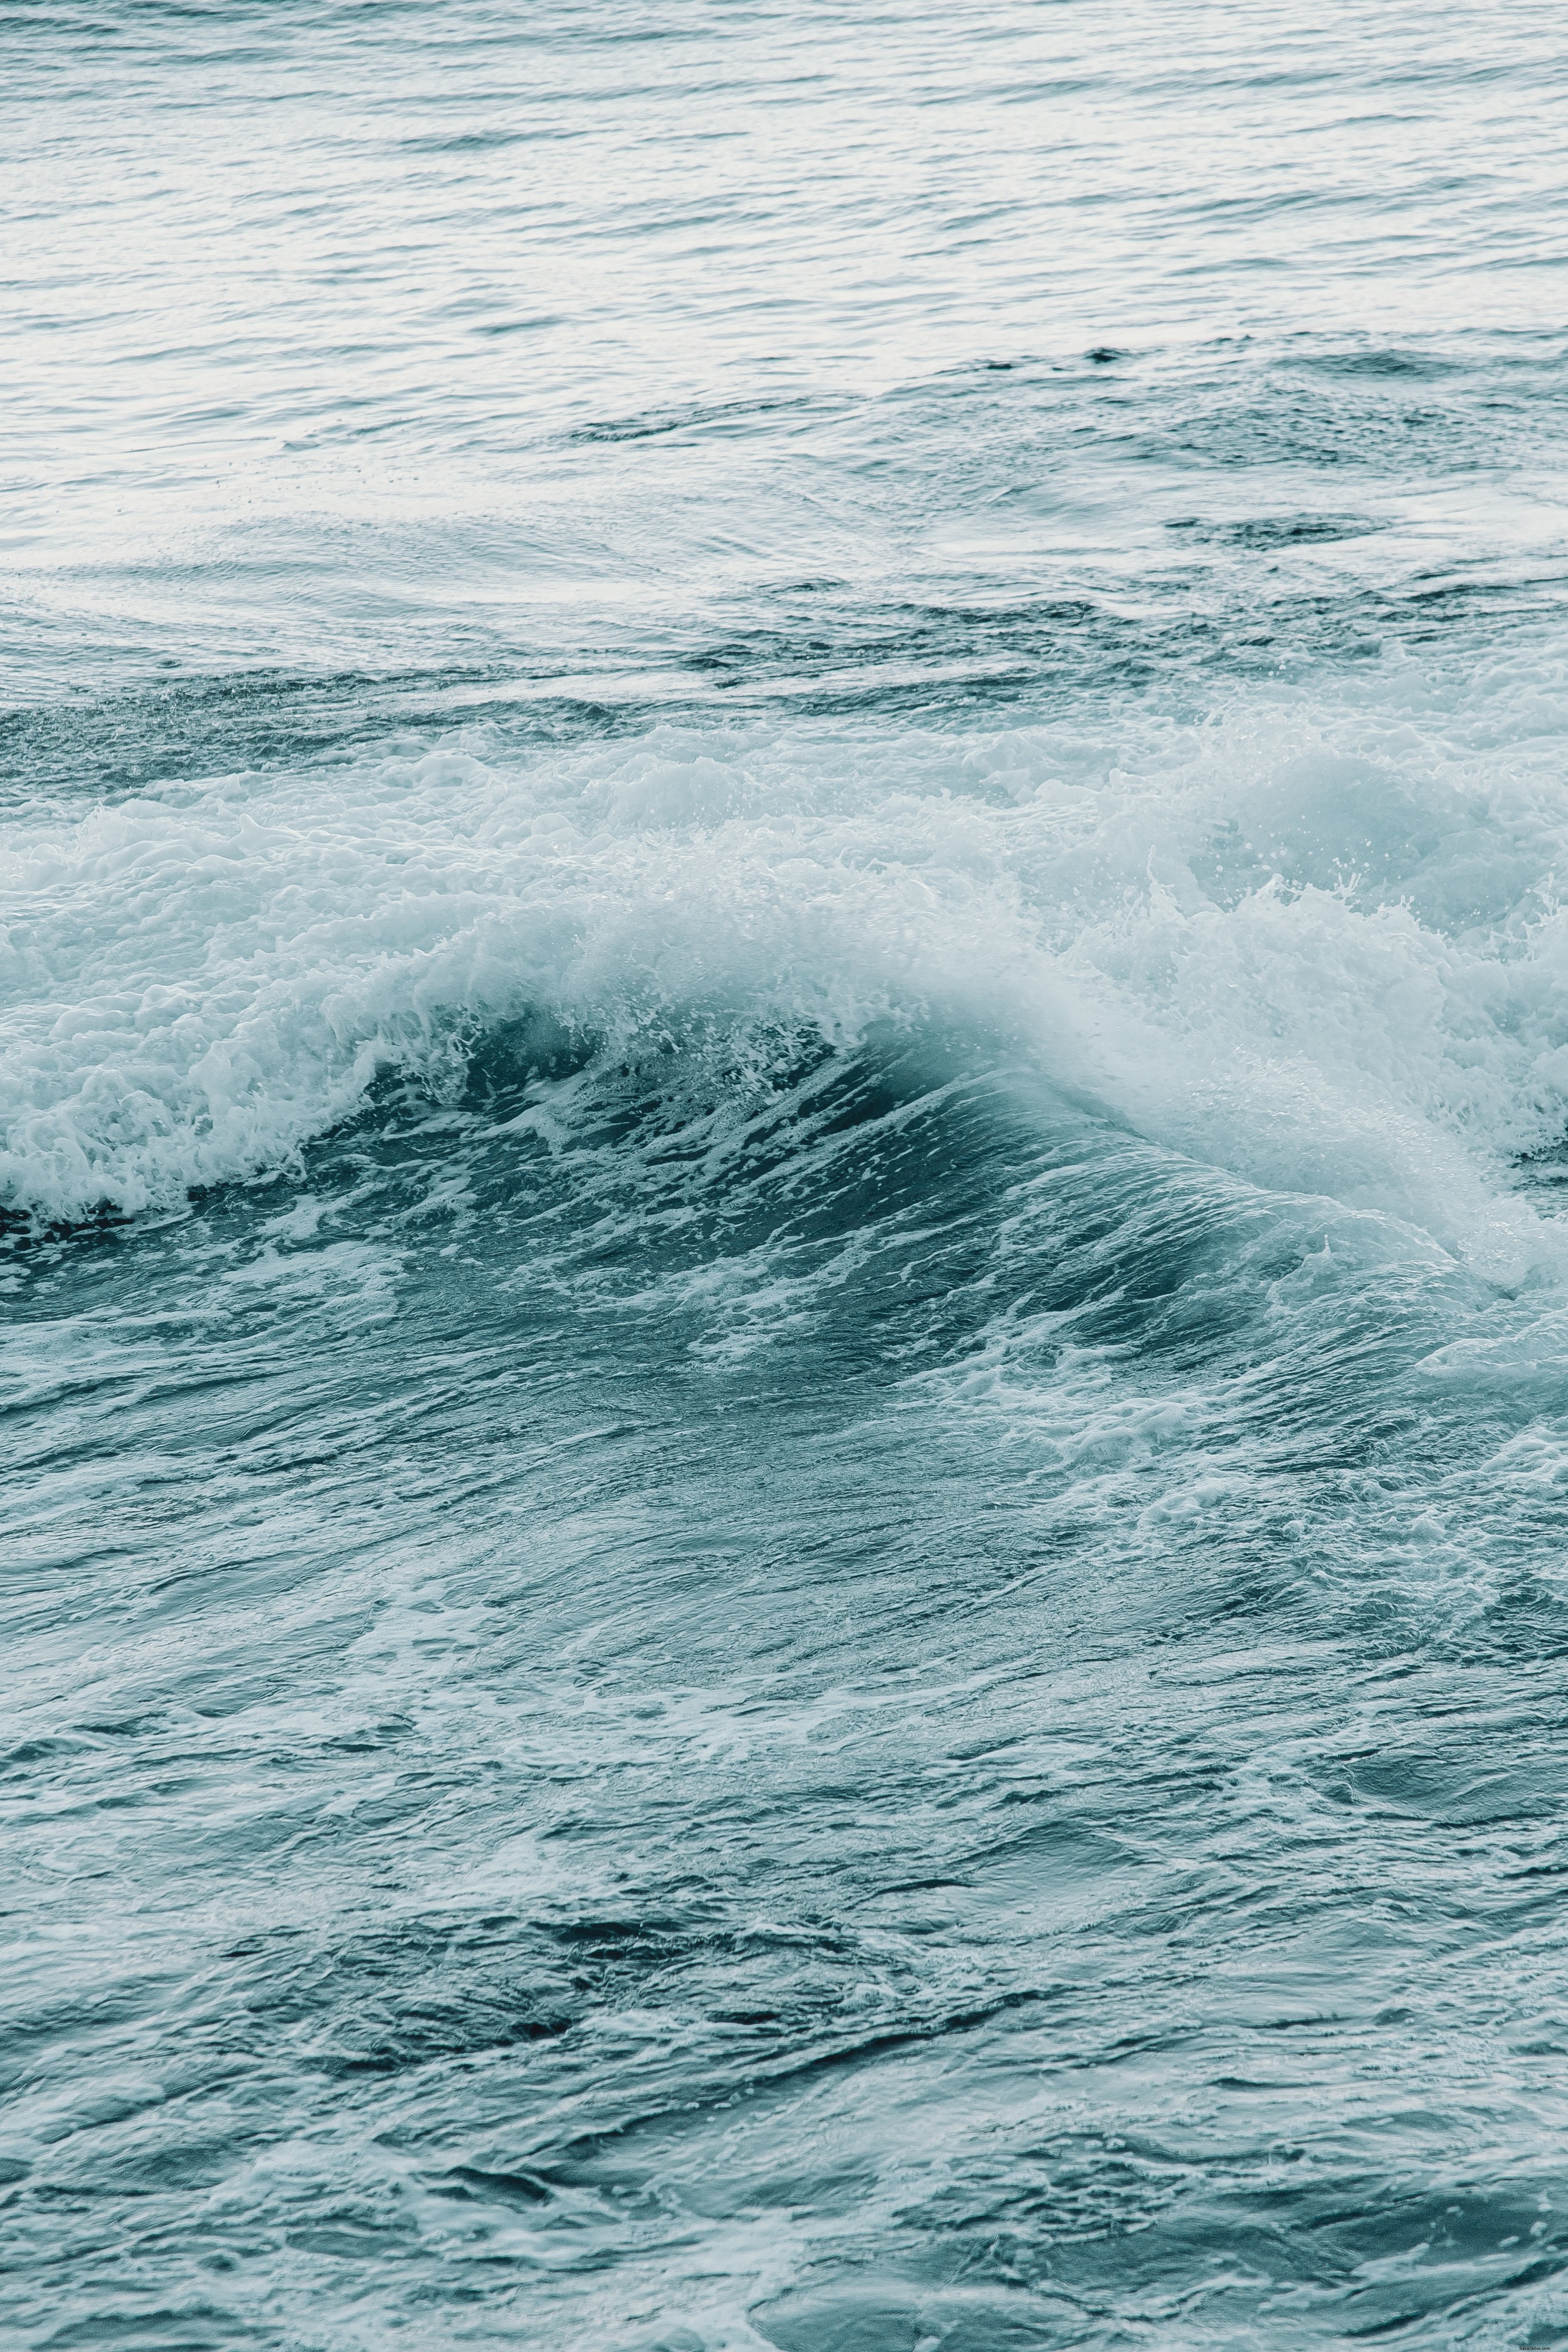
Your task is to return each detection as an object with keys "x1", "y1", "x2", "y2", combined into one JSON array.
[{"x1": 5, "y1": 647, "x2": 1568, "y2": 1268}]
